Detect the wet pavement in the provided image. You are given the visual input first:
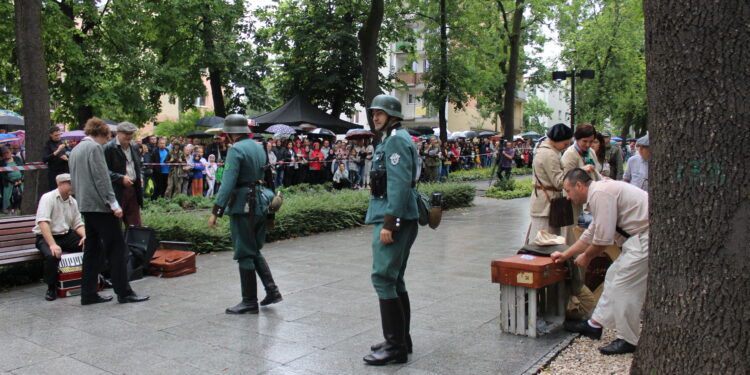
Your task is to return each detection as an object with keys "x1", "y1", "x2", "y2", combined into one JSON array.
[{"x1": 0, "y1": 196, "x2": 571, "y2": 375}]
